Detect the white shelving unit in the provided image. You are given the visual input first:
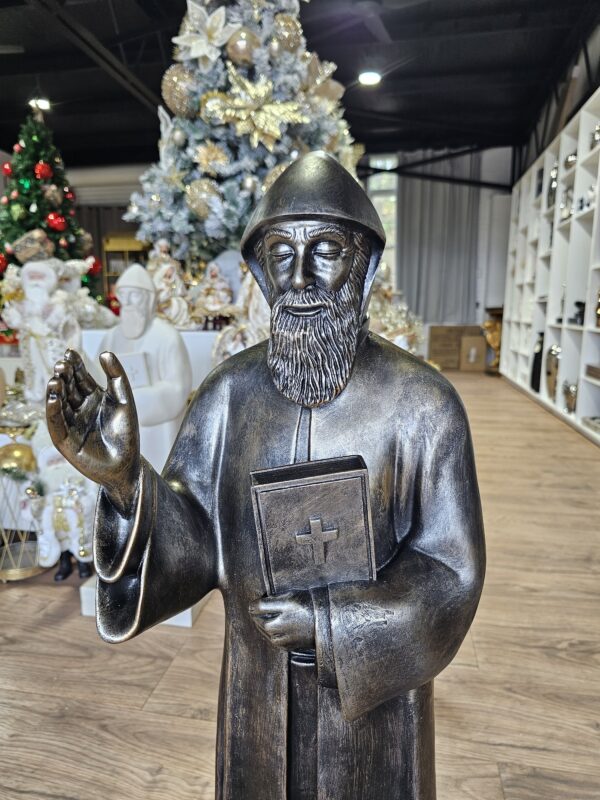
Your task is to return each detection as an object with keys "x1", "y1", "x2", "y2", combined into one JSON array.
[{"x1": 501, "y1": 87, "x2": 600, "y2": 446}]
